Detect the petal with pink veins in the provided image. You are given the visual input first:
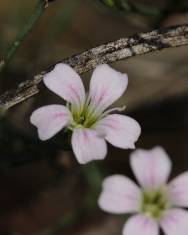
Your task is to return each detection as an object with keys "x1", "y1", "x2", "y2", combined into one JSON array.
[
  {"x1": 95, "y1": 114, "x2": 141, "y2": 149},
  {"x1": 130, "y1": 147, "x2": 172, "y2": 189},
  {"x1": 160, "y1": 209, "x2": 188, "y2": 235},
  {"x1": 71, "y1": 128, "x2": 107, "y2": 164},
  {"x1": 98, "y1": 175, "x2": 141, "y2": 214},
  {"x1": 89, "y1": 64, "x2": 128, "y2": 112},
  {"x1": 168, "y1": 171, "x2": 188, "y2": 207},
  {"x1": 30, "y1": 105, "x2": 72, "y2": 140},
  {"x1": 43, "y1": 63, "x2": 85, "y2": 111},
  {"x1": 123, "y1": 214, "x2": 159, "y2": 235}
]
